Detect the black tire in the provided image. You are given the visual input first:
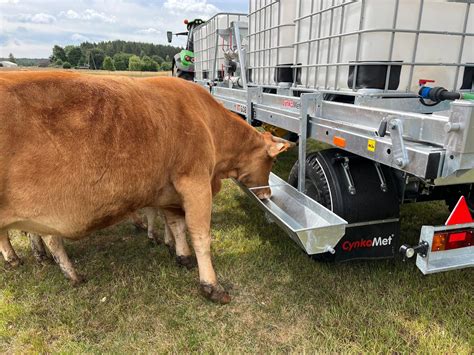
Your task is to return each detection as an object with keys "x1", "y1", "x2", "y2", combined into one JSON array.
[
  {"x1": 288, "y1": 151, "x2": 336, "y2": 261},
  {"x1": 172, "y1": 60, "x2": 194, "y2": 81}
]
